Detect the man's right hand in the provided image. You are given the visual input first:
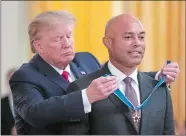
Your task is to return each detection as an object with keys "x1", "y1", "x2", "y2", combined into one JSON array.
[{"x1": 86, "y1": 76, "x2": 118, "y2": 103}]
